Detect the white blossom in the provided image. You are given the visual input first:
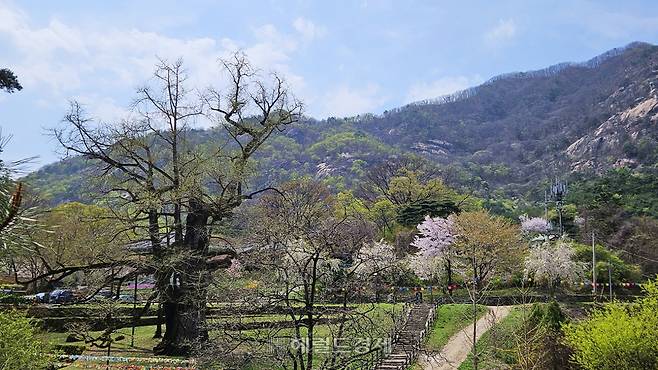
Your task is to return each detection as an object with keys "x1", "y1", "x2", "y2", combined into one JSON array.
[
  {"x1": 354, "y1": 240, "x2": 396, "y2": 276},
  {"x1": 409, "y1": 253, "x2": 445, "y2": 280},
  {"x1": 525, "y1": 241, "x2": 584, "y2": 287},
  {"x1": 411, "y1": 215, "x2": 454, "y2": 257}
]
